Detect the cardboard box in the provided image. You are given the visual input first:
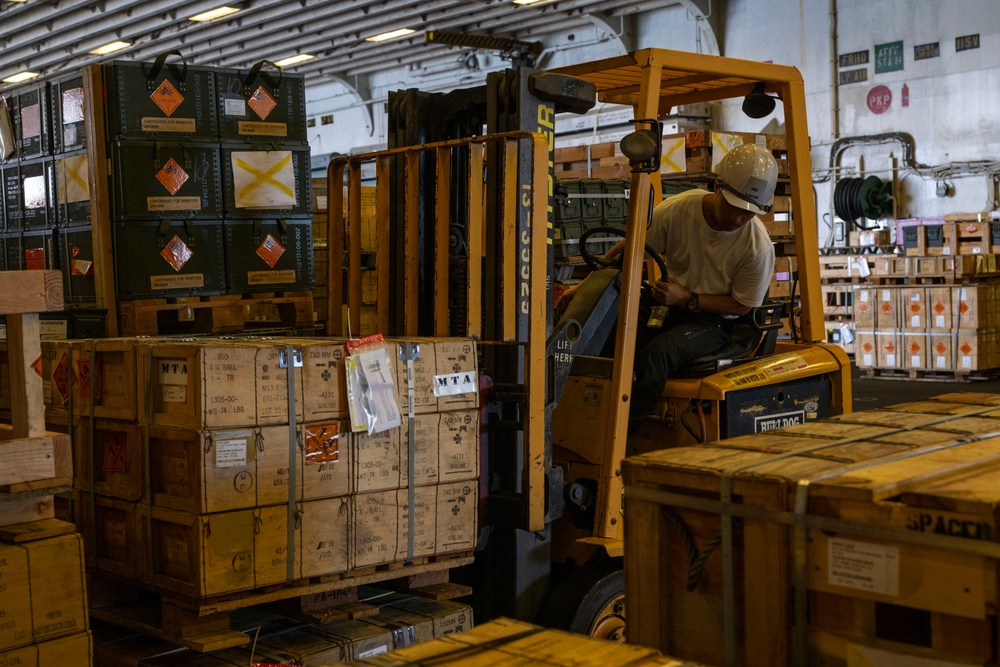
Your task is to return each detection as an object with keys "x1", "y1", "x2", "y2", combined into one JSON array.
[
  {"x1": 404, "y1": 410, "x2": 480, "y2": 487},
  {"x1": 902, "y1": 287, "x2": 926, "y2": 332},
  {"x1": 853, "y1": 287, "x2": 875, "y2": 329},
  {"x1": 361, "y1": 607, "x2": 436, "y2": 648},
  {"x1": 140, "y1": 341, "x2": 303, "y2": 429},
  {"x1": 875, "y1": 332, "x2": 900, "y2": 369},
  {"x1": 875, "y1": 288, "x2": 900, "y2": 329},
  {"x1": 903, "y1": 333, "x2": 928, "y2": 370},
  {"x1": 251, "y1": 627, "x2": 350, "y2": 665},
  {"x1": 0, "y1": 630, "x2": 92, "y2": 667},
  {"x1": 0, "y1": 533, "x2": 88, "y2": 651},
  {"x1": 385, "y1": 597, "x2": 474, "y2": 638},
  {"x1": 853, "y1": 332, "x2": 876, "y2": 369},
  {"x1": 320, "y1": 618, "x2": 395, "y2": 660}
]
